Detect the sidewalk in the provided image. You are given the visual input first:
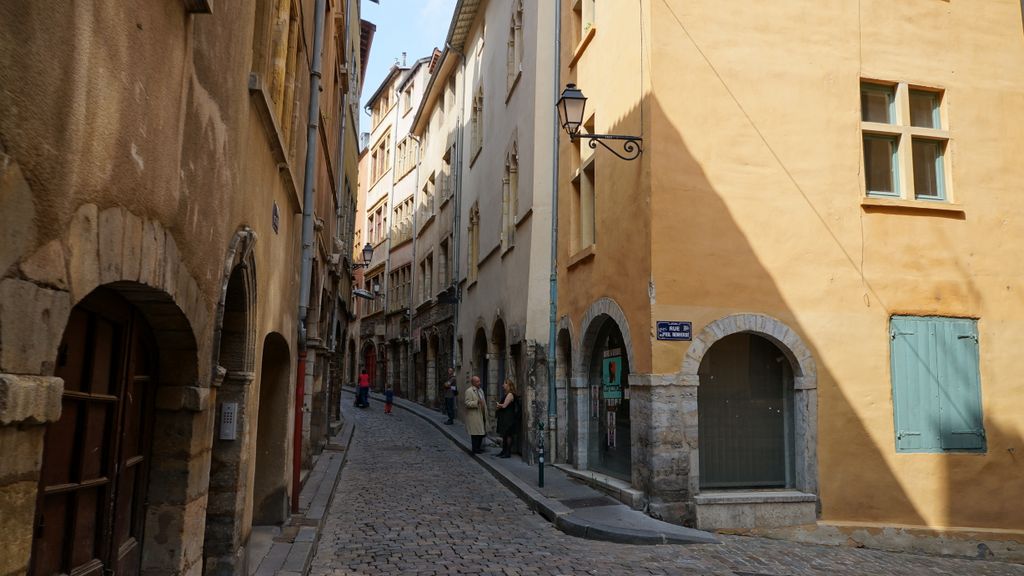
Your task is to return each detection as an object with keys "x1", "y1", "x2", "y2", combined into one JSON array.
[
  {"x1": 349, "y1": 387, "x2": 718, "y2": 546},
  {"x1": 247, "y1": 419, "x2": 355, "y2": 575}
]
